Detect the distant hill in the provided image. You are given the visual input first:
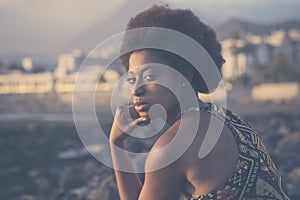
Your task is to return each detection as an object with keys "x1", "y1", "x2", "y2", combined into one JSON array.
[
  {"x1": 67, "y1": 0, "x2": 166, "y2": 52},
  {"x1": 215, "y1": 19, "x2": 300, "y2": 40}
]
